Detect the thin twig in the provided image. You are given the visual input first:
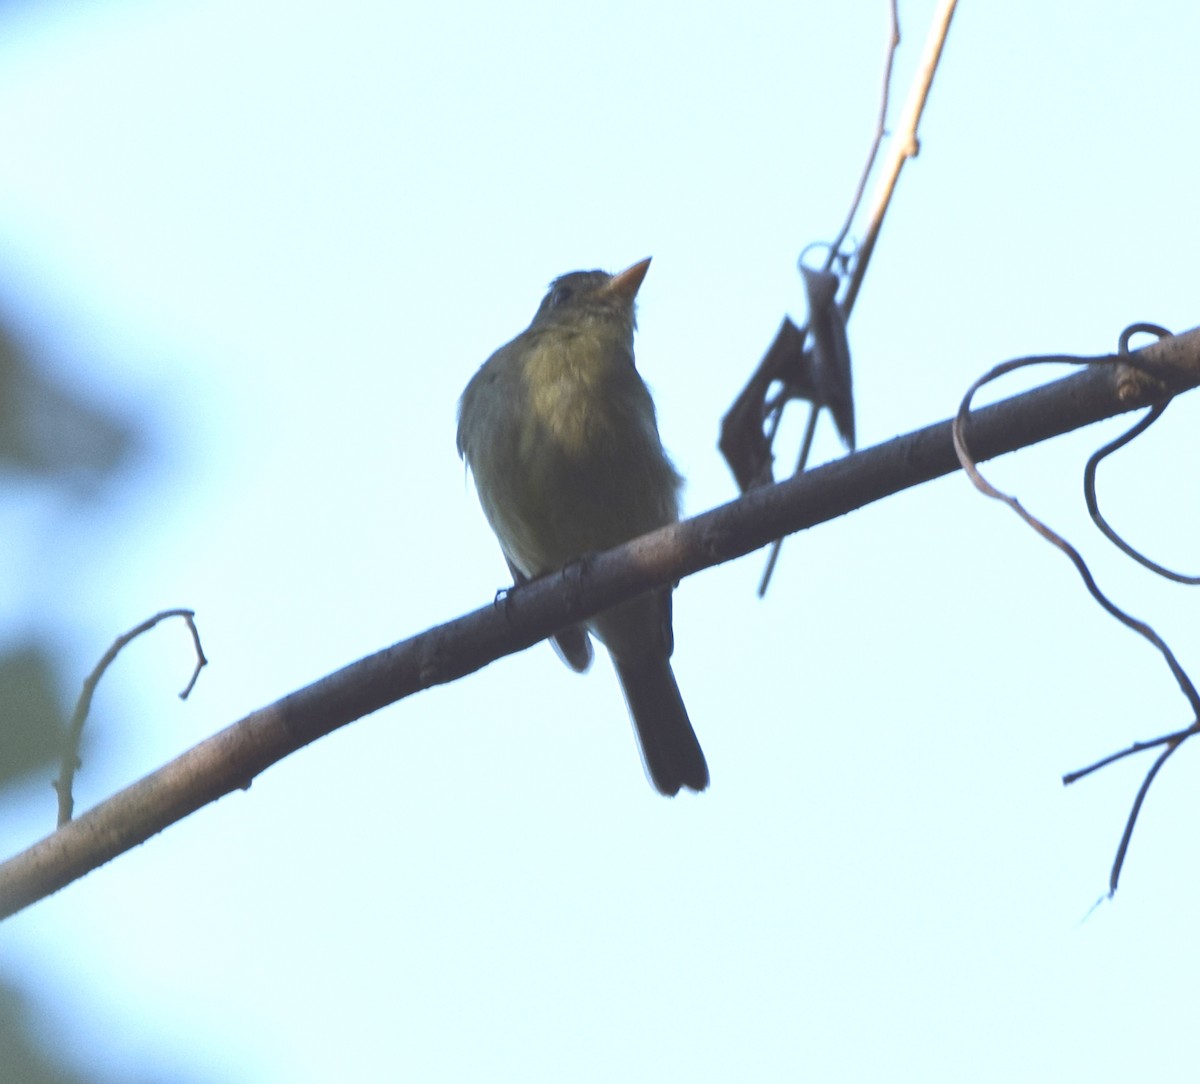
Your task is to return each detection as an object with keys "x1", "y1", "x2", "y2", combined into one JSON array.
[
  {"x1": 1082, "y1": 325, "x2": 1200, "y2": 585},
  {"x1": 841, "y1": 0, "x2": 959, "y2": 320},
  {"x1": 1083, "y1": 402, "x2": 1200, "y2": 583},
  {"x1": 756, "y1": 1, "x2": 904, "y2": 595},
  {"x1": 952, "y1": 337, "x2": 1200, "y2": 894},
  {"x1": 1063, "y1": 722, "x2": 1199, "y2": 784},
  {"x1": 54, "y1": 609, "x2": 207, "y2": 827},
  {"x1": 176, "y1": 612, "x2": 208, "y2": 698},
  {"x1": 758, "y1": 405, "x2": 819, "y2": 596},
  {"x1": 827, "y1": 0, "x2": 901, "y2": 276},
  {"x1": 952, "y1": 352, "x2": 1200, "y2": 718},
  {"x1": 1108, "y1": 740, "x2": 1182, "y2": 895}
]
